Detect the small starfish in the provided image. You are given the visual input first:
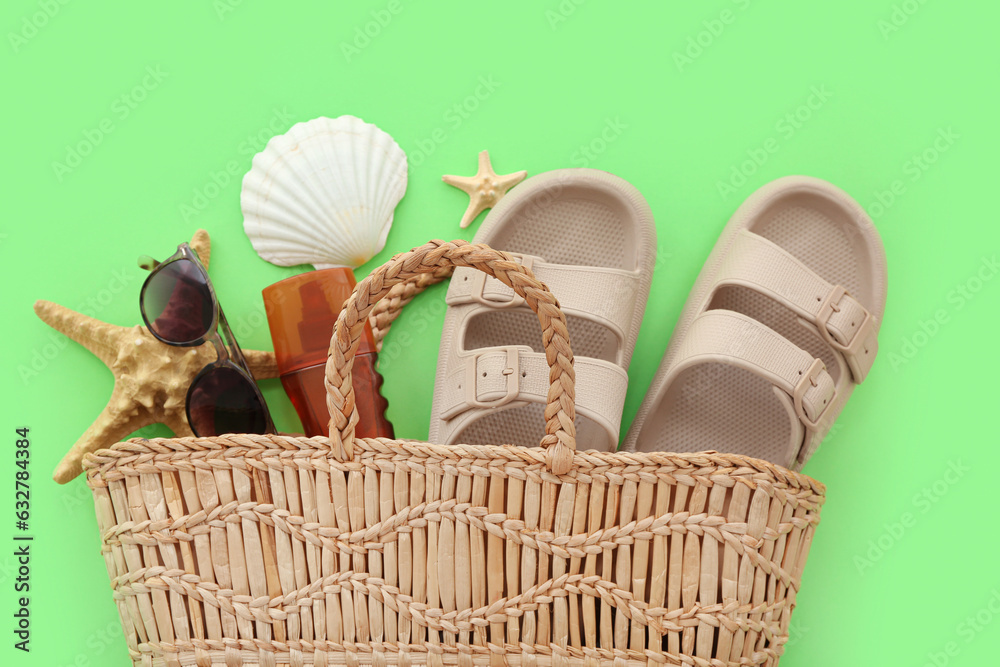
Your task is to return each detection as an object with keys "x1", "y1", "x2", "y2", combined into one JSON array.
[
  {"x1": 442, "y1": 150, "x2": 527, "y2": 229},
  {"x1": 37, "y1": 230, "x2": 278, "y2": 484}
]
